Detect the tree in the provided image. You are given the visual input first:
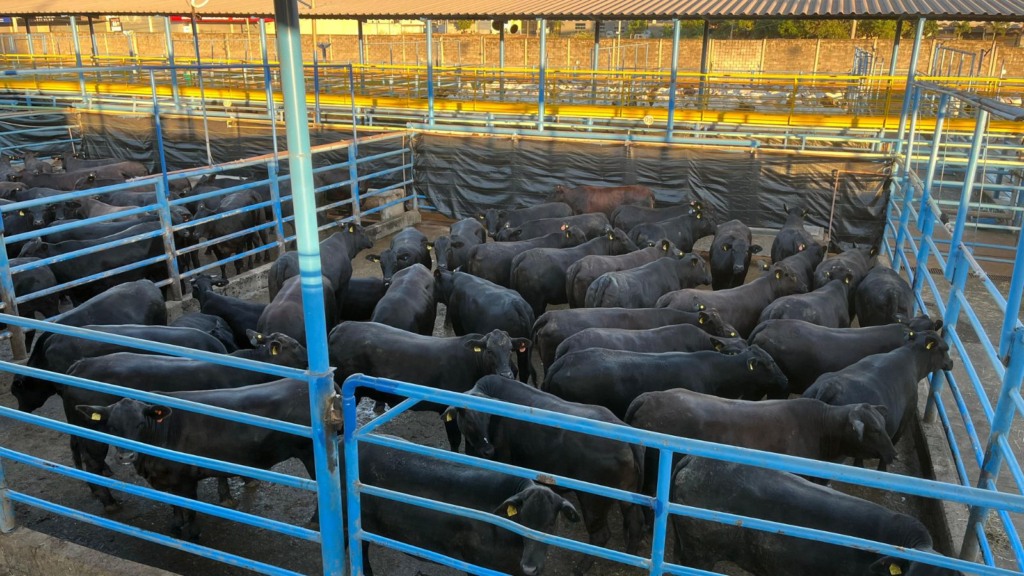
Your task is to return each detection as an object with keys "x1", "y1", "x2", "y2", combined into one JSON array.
[
  {"x1": 857, "y1": 20, "x2": 898, "y2": 39},
  {"x1": 626, "y1": 20, "x2": 649, "y2": 37},
  {"x1": 955, "y1": 21, "x2": 973, "y2": 39},
  {"x1": 990, "y1": 21, "x2": 1010, "y2": 38},
  {"x1": 454, "y1": 19, "x2": 474, "y2": 32}
]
